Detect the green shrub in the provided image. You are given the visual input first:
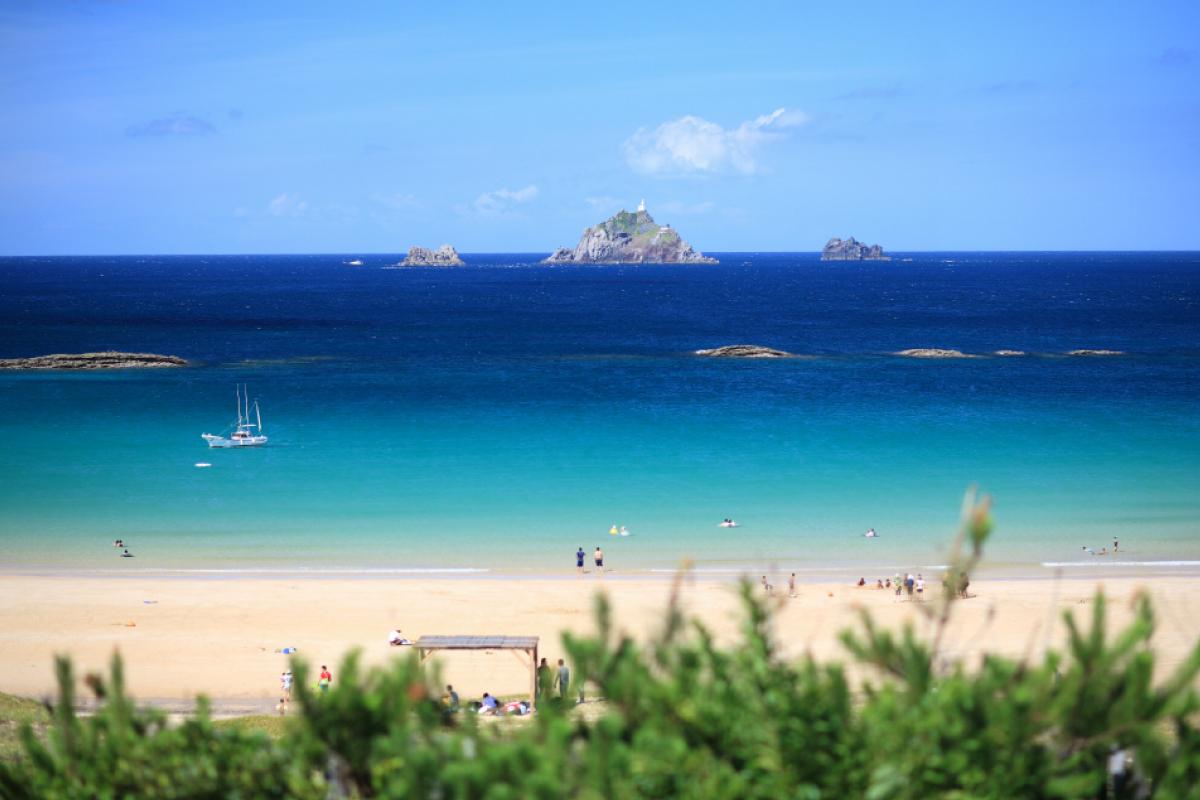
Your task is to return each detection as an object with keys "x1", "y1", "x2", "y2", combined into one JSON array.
[{"x1": 3, "y1": 491, "x2": 1198, "y2": 798}]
